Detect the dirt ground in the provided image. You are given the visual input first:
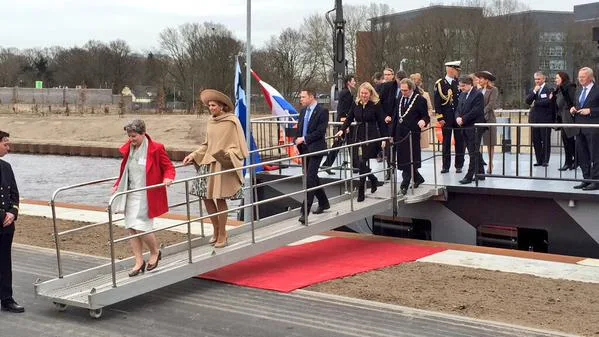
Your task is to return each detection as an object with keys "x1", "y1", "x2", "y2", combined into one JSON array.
[
  {"x1": 14, "y1": 214, "x2": 599, "y2": 336},
  {"x1": 0, "y1": 113, "x2": 279, "y2": 152},
  {"x1": 309, "y1": 263, "x2": 599, "y2": 337},
  {"x1": 14, "y1": 215, "x2": 193, "y2": 260}
]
